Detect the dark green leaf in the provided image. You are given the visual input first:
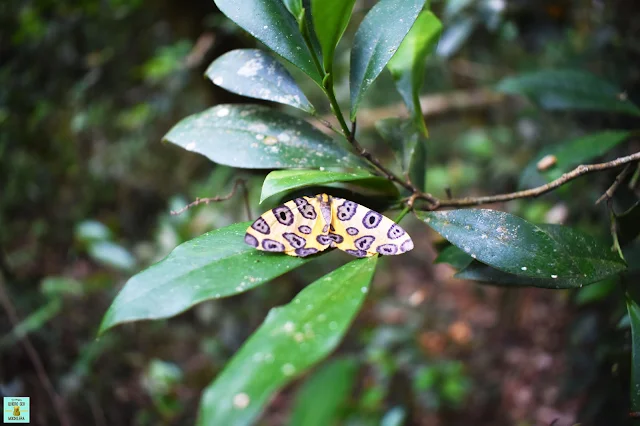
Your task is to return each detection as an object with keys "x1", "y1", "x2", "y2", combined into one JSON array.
[
  {"x1": 575, "y1": 278, "x2": 617, "y2": 305},
  {"x1": 164, "y1": 104, "x2": 363, "y2": 169},
  {"x1": 311, "y1": 0, "x2": 356, "y2": 73},
  {"x1": 260, "y1": 170, "x2": 398, "y2": 202},
  {"x1": 197, "y1": 257, "x2": 378, "y2": 426},
  {"x1": 349, "y1": 0, "x2": 427, "y2": 120},
  {"x1": 206, "y1": 49, "x2": 315, "y2": 113},
  {"x1": 375, "y1": 118, "x2": 427, "y2": 191},
  {"x1": 519, "y1": 131, "x2": 631, "y2": 188},
  {"x1": 627, "y1": 294, "x2": 640, "y2": 411},
  {"x1": 99, "y1": 222, "x2": 313, "y2": 333},
  {"x1": 213, "y1": 0, "x2": 322, "y2": 85},
  {"x1": 496, "y1": 70, "x2": 640, "y2": 116},
  {"x1": 417, "y1": 210, "x2": 626, "y2": 286},
  {"x1": 434, "y1": 244, "x2": 473, "y2": 270},
  {"x1": 618, "y1": 201, "x2": 640, "y2": 247},
  {"x1": 282, "y1": 0, "x2": 303, "y2": 20},
  {"x1": 289, "y1": 358, "x2": 359, "y2": 426},
  {"x1": 387, "y1": 11, "x2": 442, "y2": 126}
]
